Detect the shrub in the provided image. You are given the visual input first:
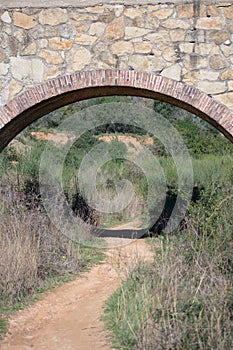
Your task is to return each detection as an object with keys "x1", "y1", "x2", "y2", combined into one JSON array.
[{"x1": 103, "y1": 186, "x2": 233, "y2": 350}]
